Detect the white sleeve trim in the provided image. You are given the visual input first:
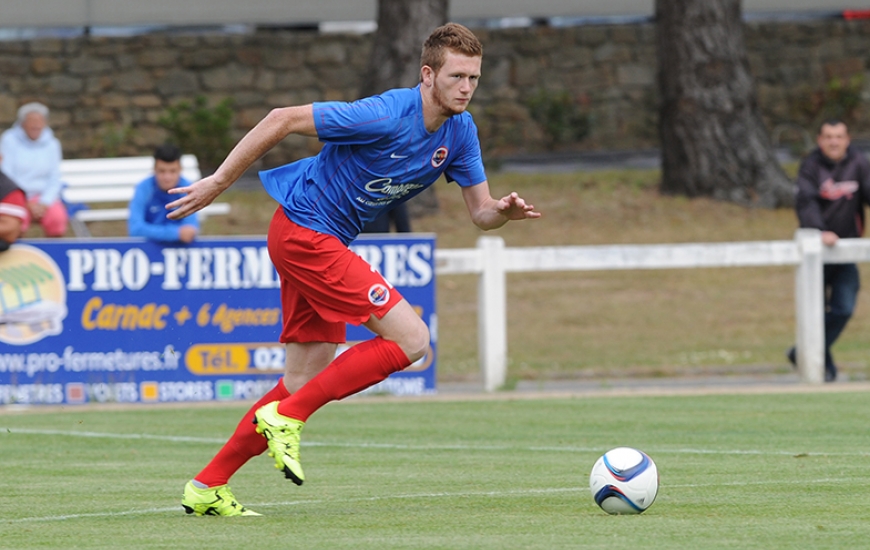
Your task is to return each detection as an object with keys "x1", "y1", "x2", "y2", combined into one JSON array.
[{"x1": 0, "y1": 202, "x2": 27, "y2": 220}]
